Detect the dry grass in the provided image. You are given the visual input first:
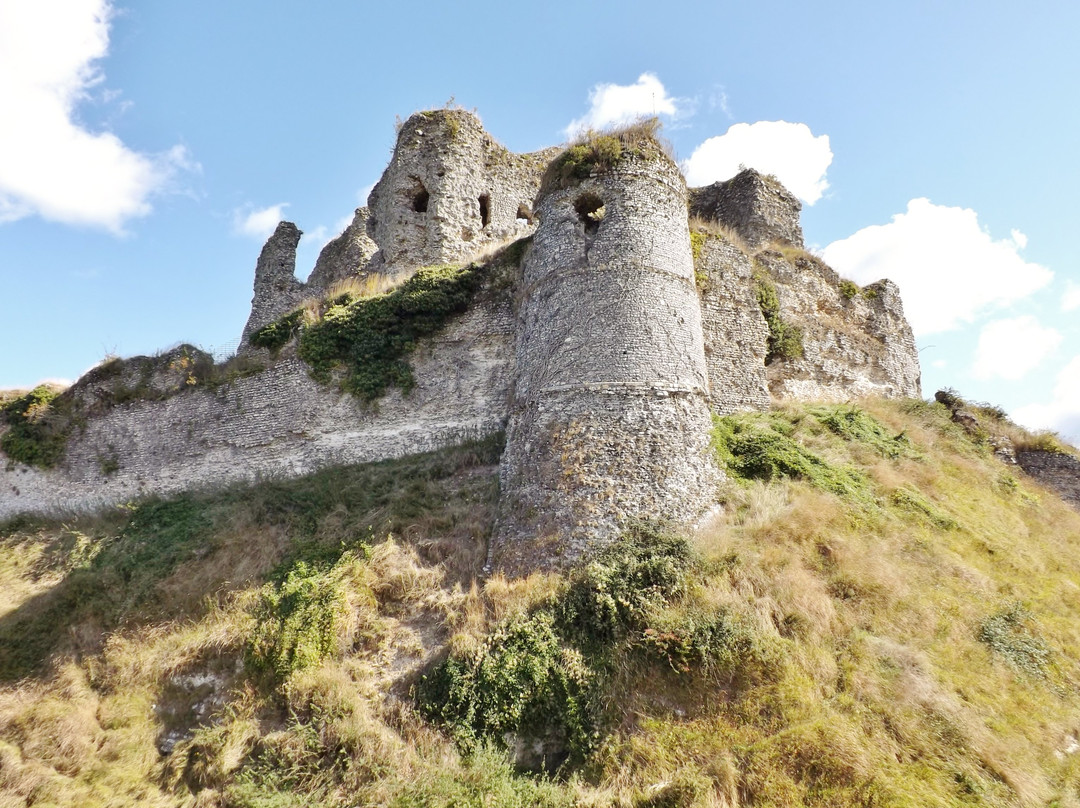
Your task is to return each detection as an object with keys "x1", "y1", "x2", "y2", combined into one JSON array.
[
  {"x1": 2, "y1": 404, "x2": 1080, "y2": 806},
  {"x1": 689, "y1": 215, "x2": 752, "y2": 256}
]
